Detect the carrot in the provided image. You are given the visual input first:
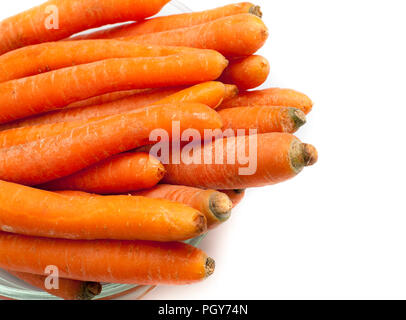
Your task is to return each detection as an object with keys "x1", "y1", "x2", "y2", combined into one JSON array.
[
  {"x1": 132, "y1": 185, "x2": 233, "y2": 229},
  {"x1": 0, "y1": 232, "x2": 215, "y2": 285},
  {"x1": 0, "y1": 41, "x2": 204, "y2": 83},
  {"x1": 7, "y1": 270, "x2": 102, "y2": 300},
  {"x1": 162, "y1": 133, "x2": 318, "y2": 189},
  {"x1": 220, "y1": 189, "x2": 246, "y2": 208},
  {"x1": 0, "y1": 179, "x2": 207, "y2": 241},
  {"x1": 0, "y1": 82, "x2": 227, "y2": 144},
  {"x1": 40, "y1": 152, "x2": 165, "y2": 194},
  {"x1": 73, "y1": 2, "x2": 262, "y2": 40},
  {"x1": 119, "y1": 14, "x2": 268, "y2": 58},
  {"x1": 218, "y1": 88, "x2": 314, "y2": 114},
  {"x1": 0, "y1": 0, "x2": 171, "y2": 55},
  {"x1": 219, "y1": 55, "x2": 270, "y2": 90},
  {"x1": 0, "y1": 88, "x2": 182, "y2": 132},
  {"x1": 0, "y1": 52, "x2": 228, "y2": 124},
  {"x1": 219, "y1": 106, "x2": 307, "y2": 134},
  {"x1": 0, "y1": 103, "x2": 223, "y2": 186}
]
